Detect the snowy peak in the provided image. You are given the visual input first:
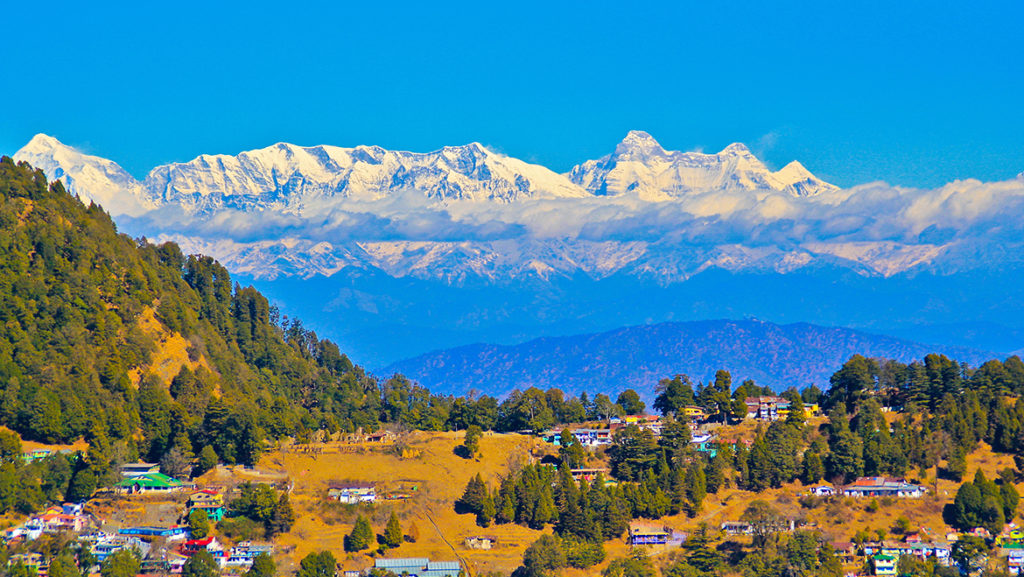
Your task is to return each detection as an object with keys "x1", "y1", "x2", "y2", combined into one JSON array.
[
  {"x1": 21, "y1": 133, "x2": 63, "y2": 154},
  {"x1": 719, "y1": 142, "x2": 752, "y2": 155},
  {"x1": 771, "y1": 160, "x2": 839, "y2": 196},
  {"x1": 13, "y1": 134, "x2": 154, "y2": 216},
  {"x1": 614, "y1": 130, "x2": 666, "y2": 159},
  {"x1": 567, "y1": 131, "x2": 837, "y2": 199}
]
